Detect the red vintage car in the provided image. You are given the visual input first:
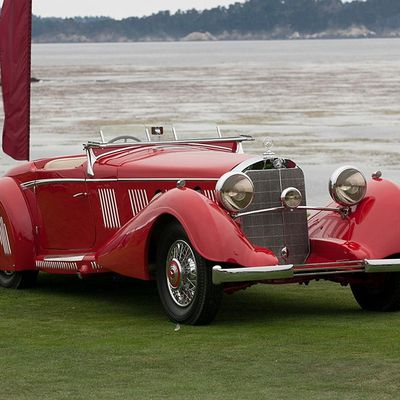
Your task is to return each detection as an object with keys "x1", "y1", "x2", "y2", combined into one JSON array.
[{"x1": 1, "y1": 127, "x2": 400, "y2": 325}]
